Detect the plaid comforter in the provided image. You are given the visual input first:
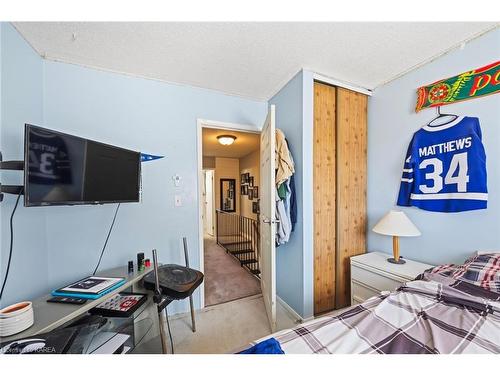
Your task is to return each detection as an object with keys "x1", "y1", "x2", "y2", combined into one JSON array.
[
  {"x1": 268, "y1": 254, "x2": 500, "y2": 354},
  {"x1": 424, "y1": 252, "x2": 500, "y2": 293}
]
